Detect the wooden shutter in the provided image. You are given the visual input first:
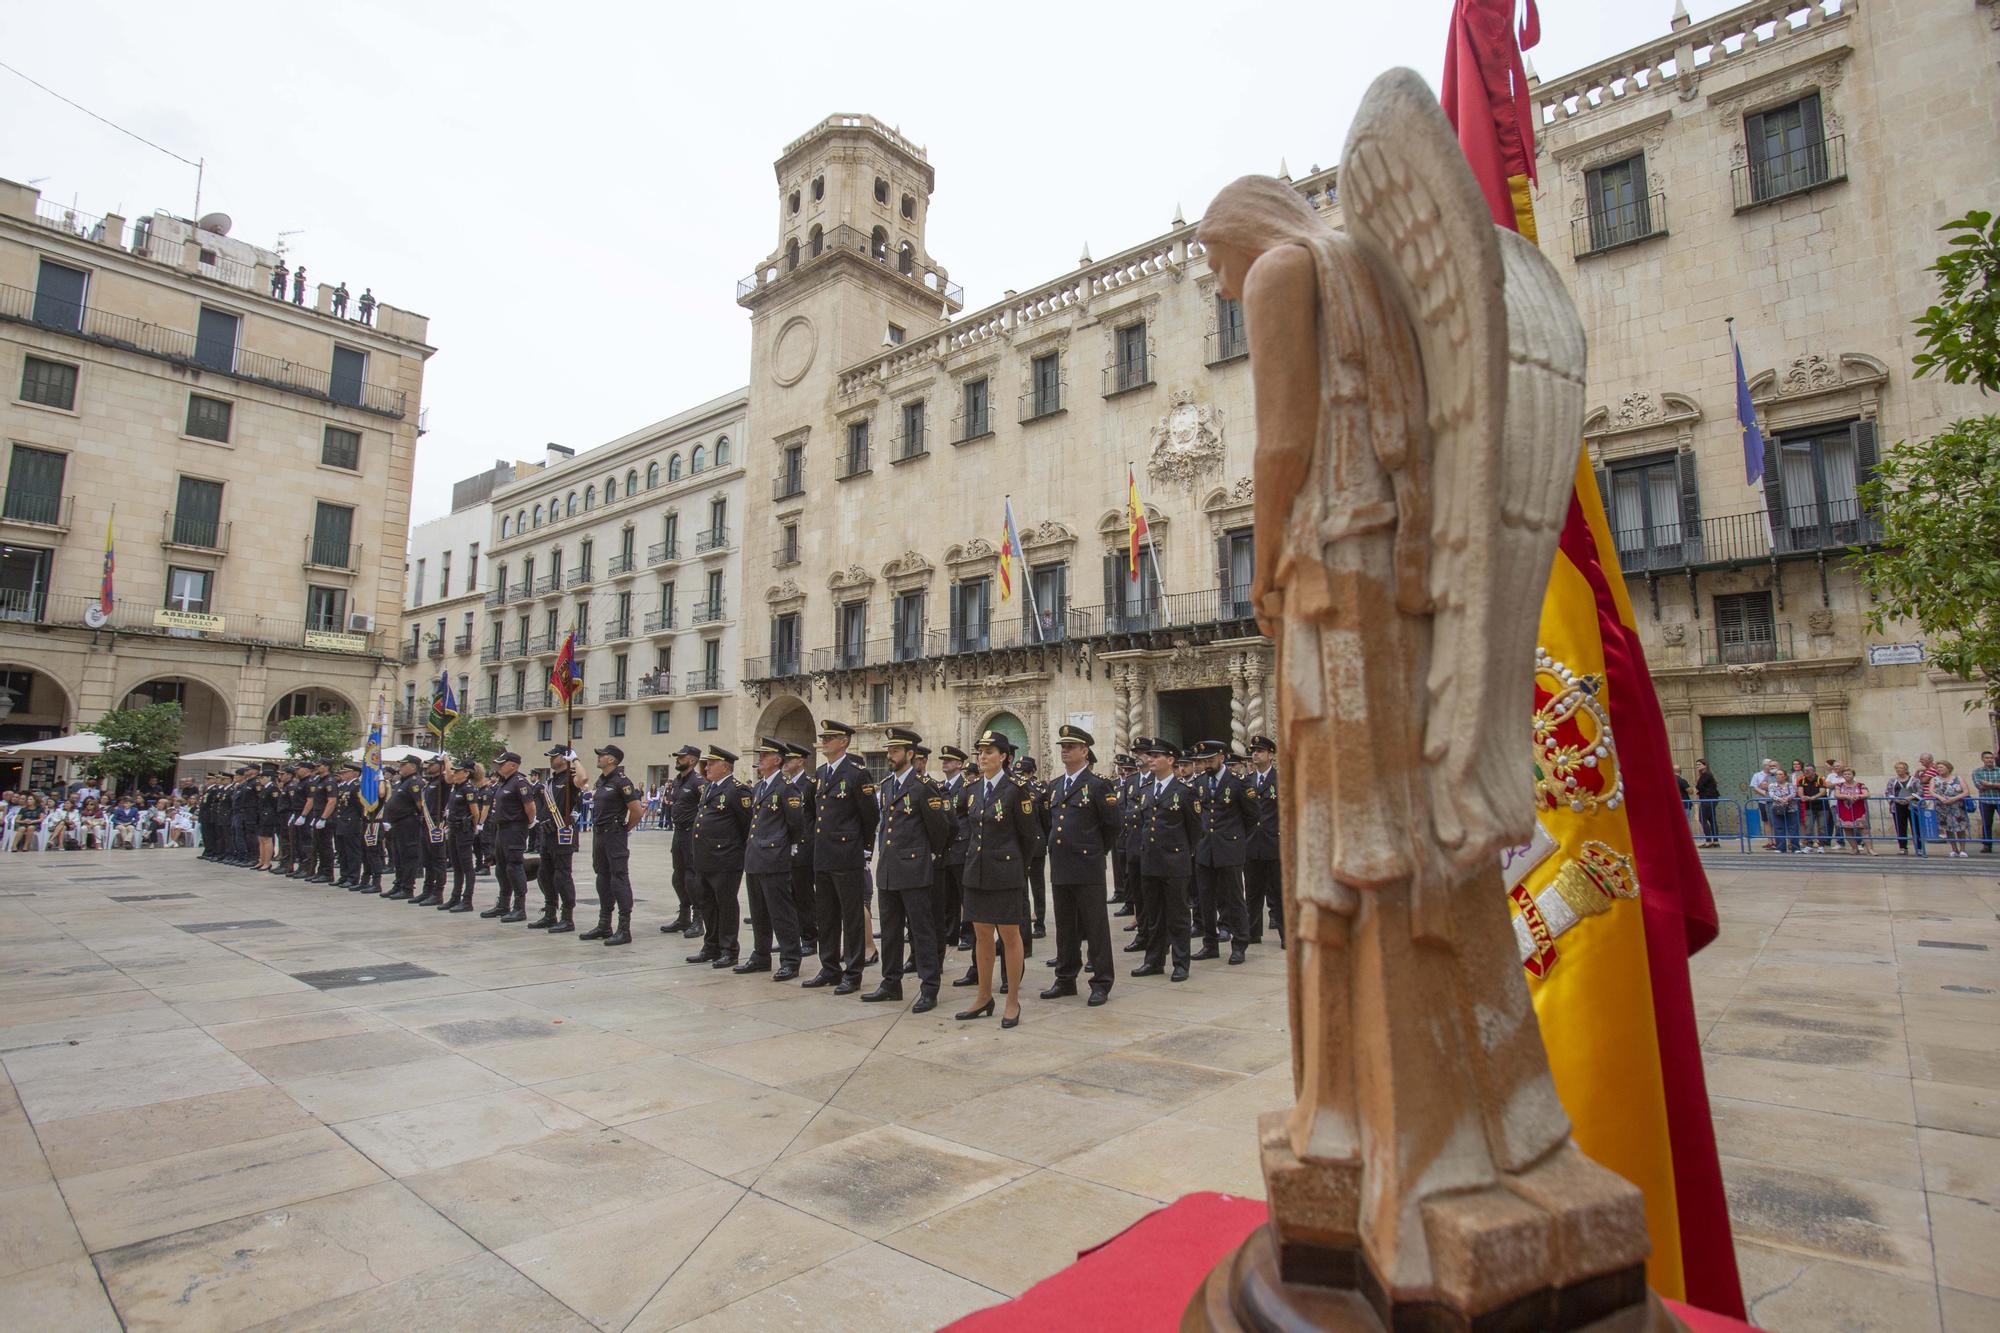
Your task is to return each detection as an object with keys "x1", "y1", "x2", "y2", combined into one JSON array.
[
  {"x1": 1761, "y1": 441, "x2": 1787, "y2": 551},
  {"x1": 1677, "y1": 450, "x2": 1702, "y2": 562},
  {"x1": 1103, "y1": 553, "x2": 1120, "y2": 631}
]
